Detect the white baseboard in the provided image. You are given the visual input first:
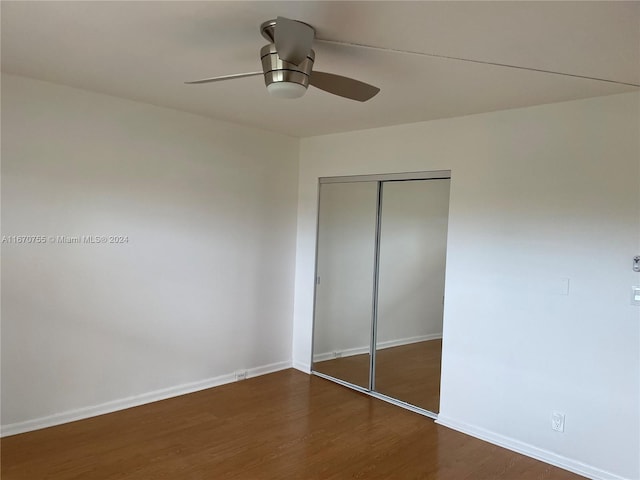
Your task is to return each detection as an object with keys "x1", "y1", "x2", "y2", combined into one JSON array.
[
  {"x1": 1, "y1": 360, "x2": 292, "y2": 438},
  {"x1": 313, "y1": 333, "x2": 442, "y2": 363},
  {"x1": 246, "y1": 360, "x2": 292, "y2": 379},
  {"x1": 436, "y1": 415, "x2": 631, "y2": 480}
]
